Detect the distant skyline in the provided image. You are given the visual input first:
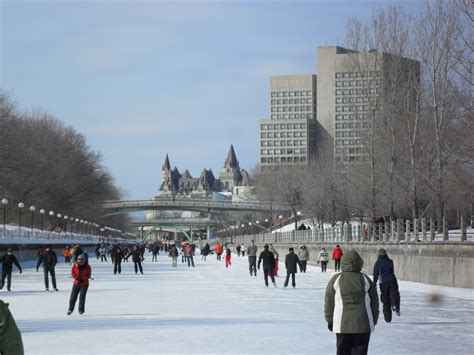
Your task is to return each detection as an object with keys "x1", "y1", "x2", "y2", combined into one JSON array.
[{"x1": 1, "y1": 0, "x2": 419, "y2": 199}]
